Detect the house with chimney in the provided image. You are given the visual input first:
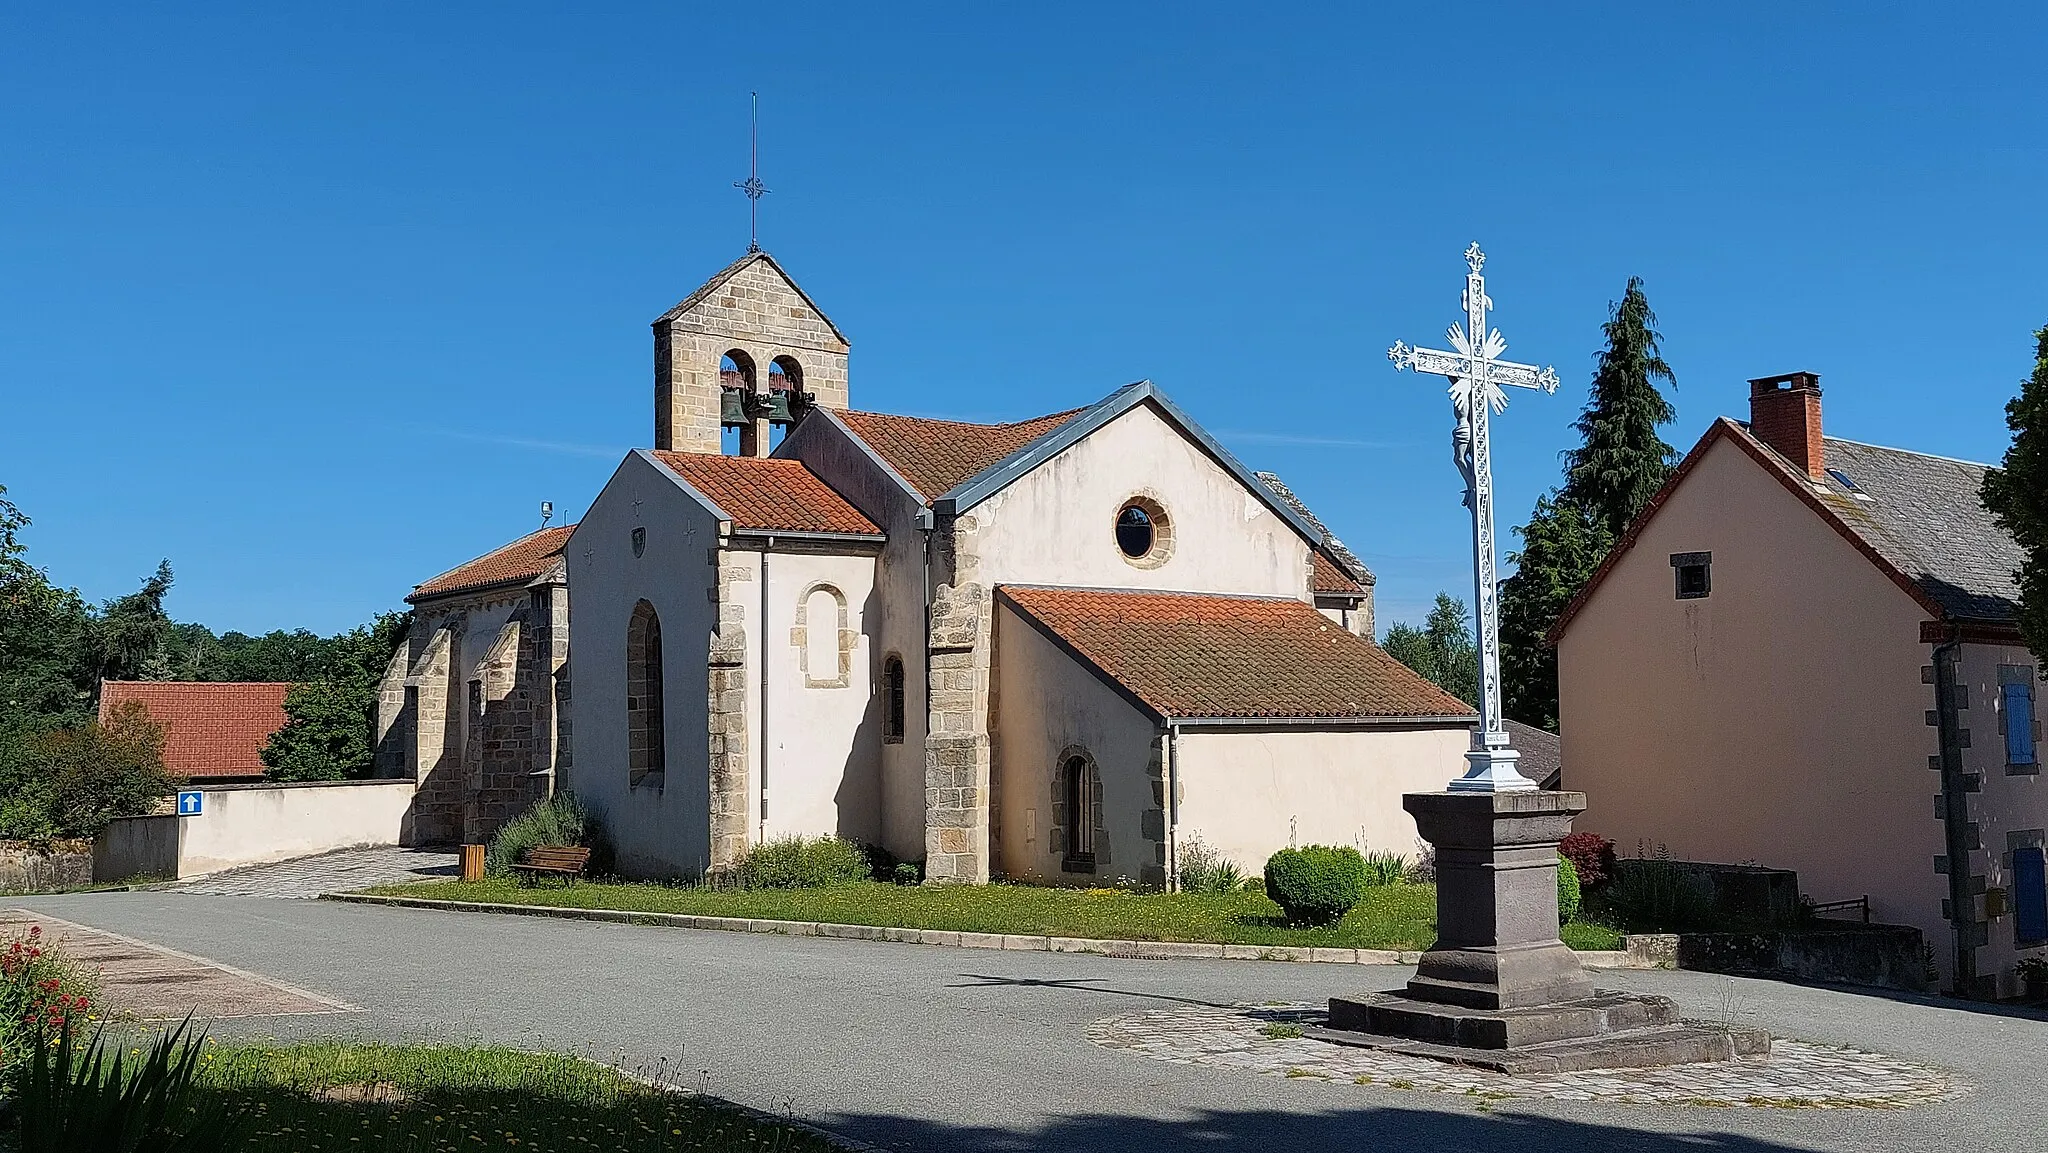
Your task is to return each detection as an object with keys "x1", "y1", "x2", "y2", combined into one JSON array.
[{"x1": 1552, "y1": 372, "x2": 2044, "y2": 998}]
